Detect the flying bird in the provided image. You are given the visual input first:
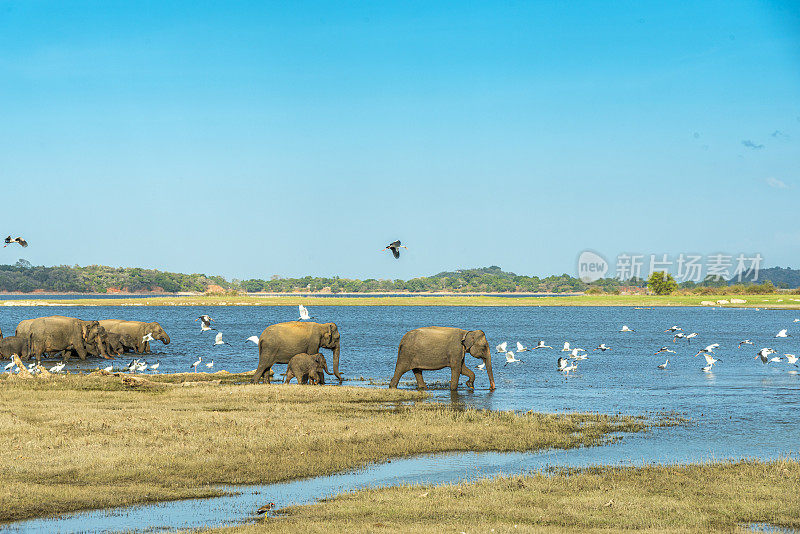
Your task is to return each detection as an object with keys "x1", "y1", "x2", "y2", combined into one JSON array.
[
  {"x1": 214, "y1": 332, "x2": 228, "y2": 346},
  {"x1": 142, "y1": 333, "x2": 155, "y2": 343},
  {"x1": 246, "y1": 336, "x2": 259, "y2": 345},
  {"x1": 298, "y1": 305, "x2": 311, "y2": 321},
  {"x1": 504, "y1": 351, "x2": 522, "y2": 364},
  {"x1": 664, "y1": 326, "x2": 682, "y2": 332},
  {"x1": 775, "y1": 329, "x2": 790, "y2": 338},
  {"x1": 593, "y1": 344, "x2": 611, "y2": 352},
  {"x1": 516, "y1": 342, "x2": 530, "y2": 353},
  {"x1": 495, "y1": 342, "x2": 508, "y2": 353},
  {"x1": 476, "y1": 361, "x2": 485, "y2": 370},
  {"x1": 4, "y1": 236, "x2": 27, "y2": 247},
  {"x1": 785, "y1": 354, "x2": 798, "y2": 366},
  {"x1": 561, "y1": 342, "x2": 571, "y2": 352},
  {"x1": 755, "y1": 348, "x2": 777, "y2": 364},
  {"x1": 570, "y1": 348, "x2": 587, "y2": 359},
  {"x1": 738, "y1": 339, "x2": 754, "y2": 348},
  {"x1": 769, "y1": 356, "x2": 783, "y2": 363},
  {"x1": 694, "y1": 344, "x2": 719, "y2": 357},
  {"x1": 195, "y1": 315, "x2": 214, "y2": 331},
  {"x1": 704, "y1": 354, "x2": 722, "y2": 367},
  {"x1": 533, "y1": 340, "x2": 552, "y2": 350},
  {"x1": 658, "y1": 359, "x2": 669, "y2": 369},
  {"x1": 561, "y1": 362, "x2": 577, "y2": 375},
  {"x1": 654, "y1": 347, "x2": 676, "y2": 355},
  {"x1": 620, "y1": 325, "x2": 634, "y2": 332},
  {"x1": 382, "y1": 240, "x2": 408, "y2": 259},
  {"x1": 557, "y1": 357, "x2": 568, "y2": 371},
  {"x1": 673, "y1": 333, "x2": 686, "y2": 342}
]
